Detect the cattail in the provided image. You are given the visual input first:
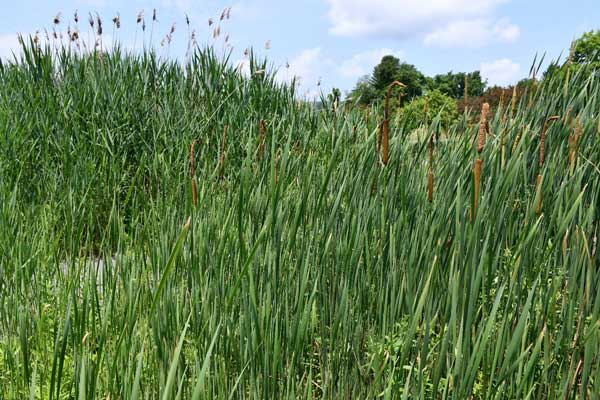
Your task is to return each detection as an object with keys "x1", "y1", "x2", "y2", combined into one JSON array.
[
  {"x1": 477, "y1": 103, "x2": 489, "y2": 154},
  {"x1": 592, "y1": 225, "x2": 597, "y2": 259},
  {"x1": 511, "y1": 85, "x2": 518, "y2": 117},
  {"x1": 153, "y1": 9, "x2": 157, "y2": 22},
  {"x1": 190, "y1": 140, "x2": 199, "y2": 206},
  {"x1": 382, "y1": 81, "x2": 406, "y2": 165},
  {"x1": 208, "y1": 18, "x2": 214, "y2": 26},
  {"x1": 185, "y1": 14, "x2": 190, "y2": 26},
  {"x1": 88, "y1": 13, "x2": 94, "y2": 29},
  {"x1": 564, "y1": 107, "x2": 572, "y2": 125},
  {"x1": 376, "y1": 121, "x2": 383, "y2": 163},
  {"x1": 512, "y1": 126, "x2": 524, "y2": 152},
  {"x1": 569, "y1": 116, "x2": 582, "y2": 175},
  {"x1": 170, "y1": 23, "x2": 176, "y2": 35},
  {"x1": 528, "y1": 69, "x2": 536, "y2": 109},
  {"x1": 70, "y1": 29, "x2": 79, "y2": 42},
  {"x1": 54, "y1": 12, "x2": 61, "y2": 25},
  {"x1": 428, "y1": 135, "x2": 434, "y2": 203},
  {"x1": 535, "y1": 116, "x2": 559, "y2": 215},
  {"x1": 220, "y1": 125, "x2": 228, "y2": 180},
  {"x1": 258, "y1": 120, "x2": 266, "y2": 160},
  {"x1": 112, "y1": 14, "x2": 121, "y2": 29},
  {"x1": 539, "y1": 116, "x2": 559, "y2": 169},
  {"x1": 137, "y1": 10, "x2": 144, "y2": 24},
  {"x1": 471, "y1": 103, "x2": 489, "y2": 222},
  {"x1": 74, "y1": 10, "x2": 79, "y2": 24},
  {"x1": 565, "y1": 41, "x2": 574, "y2": 90},
  {"x1": 265, "y1": 40, "x2": 271, "y2": 50},
  {"x1": 464, "y1": 74, "x2": 469, "y2": 112},
  {"x1": 501, "y1": 99, "x2": 509, "y2": 168},
  {"x1": 472, "y1": 158, "x2": 483, "y2": 222}
]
